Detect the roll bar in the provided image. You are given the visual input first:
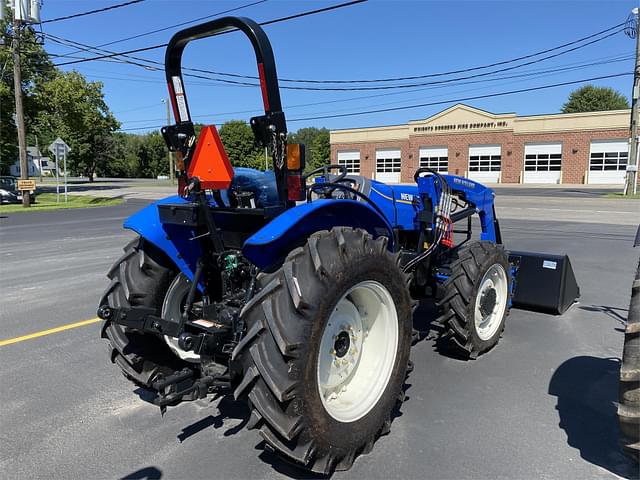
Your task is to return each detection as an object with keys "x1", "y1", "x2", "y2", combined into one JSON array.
[{"x1": 161, "y1": 16, "x2": 289, "y2": 202}]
